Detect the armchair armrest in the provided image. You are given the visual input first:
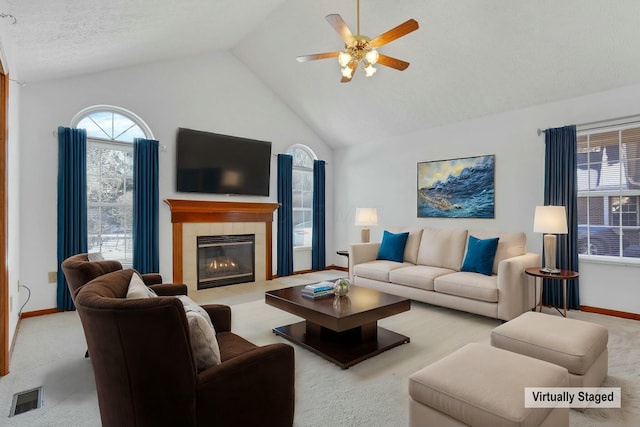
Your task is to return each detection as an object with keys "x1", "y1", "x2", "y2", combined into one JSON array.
[
  {"x1": 349, "y1": 242, "x2": 381, "y2": 281},
  {"x1": 202, "y1": 304, "x2": 231, "y2": 332},
  {"x1": 196, "y1": 343, "x2": 294, "y2": 427},
  {"x1": 140, "y1": 273, "x2": 163, "y2": 286},
  {"x1": 497, "y1": 252, "x2": 541, "y2": 321},
  {"x1": 149, "y1": 283, "x2": 188, "y2": 296}
]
